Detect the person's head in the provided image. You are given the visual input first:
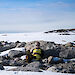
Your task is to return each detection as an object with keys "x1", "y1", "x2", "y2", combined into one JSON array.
[{"x1": 35, "y1": 42, "x2": 40, "y2": 48}]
